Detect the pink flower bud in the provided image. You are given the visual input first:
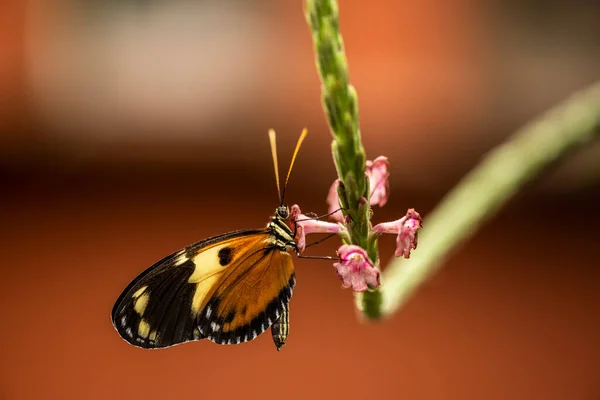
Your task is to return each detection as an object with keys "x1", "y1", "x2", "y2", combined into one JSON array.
[
  {"x1": 366, "y1": 156, "x2": 390, "y2": 208},
  {"x1": 326, "y1": 180, "x2": 345, "y2": 222}
]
